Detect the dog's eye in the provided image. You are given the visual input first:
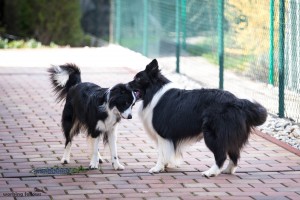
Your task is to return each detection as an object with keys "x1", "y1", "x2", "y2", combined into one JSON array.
[{"x1": 135, "y1": 77, "x2": 141, "y2": 82}]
